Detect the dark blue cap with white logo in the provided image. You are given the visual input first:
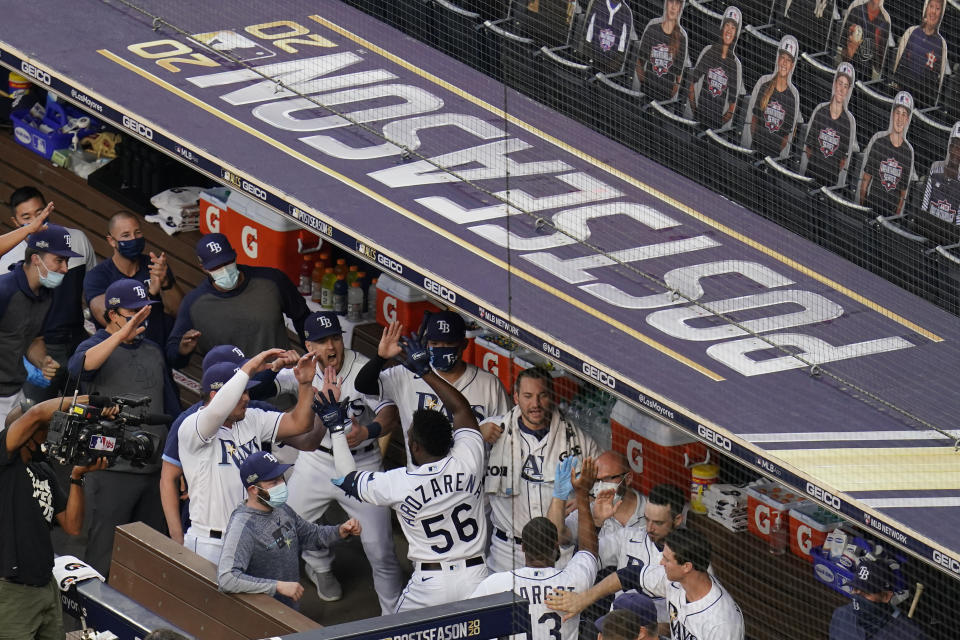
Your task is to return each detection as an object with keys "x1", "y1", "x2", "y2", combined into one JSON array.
[
  {"x1": 202, "y1": 361, "x2": 257, "y2": 394},
  {"x1": 27, "y1": 224, "x2": 82, "y2": 258},
  {"x1": 202, "y1": 344, "x2": 247, "y2": 371},
  {"x1": 422, "y1": 311, "x2": 466, "y2": 342},
  {"x1": 104, "y1": 278, "x2": 158, "y2": 311},
  {"x1": 195, "y1": 233, "x2": 237, "y2": 271},
  {"x1": 305, "y1": 311, "x2": 344, "y2": 342},
  {"x1": 239, "y1": 451, "x2": 292, "y2": 487}
]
